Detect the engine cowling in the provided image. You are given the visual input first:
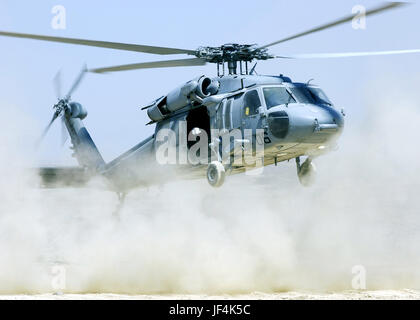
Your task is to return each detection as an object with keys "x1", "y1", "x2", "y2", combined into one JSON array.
[
  {"x1": 147, "y1": 76, "x2": 219, "y2": 122},
  {"x1": 195, "y1": 76, "x2": 219, "y2": 98}
]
